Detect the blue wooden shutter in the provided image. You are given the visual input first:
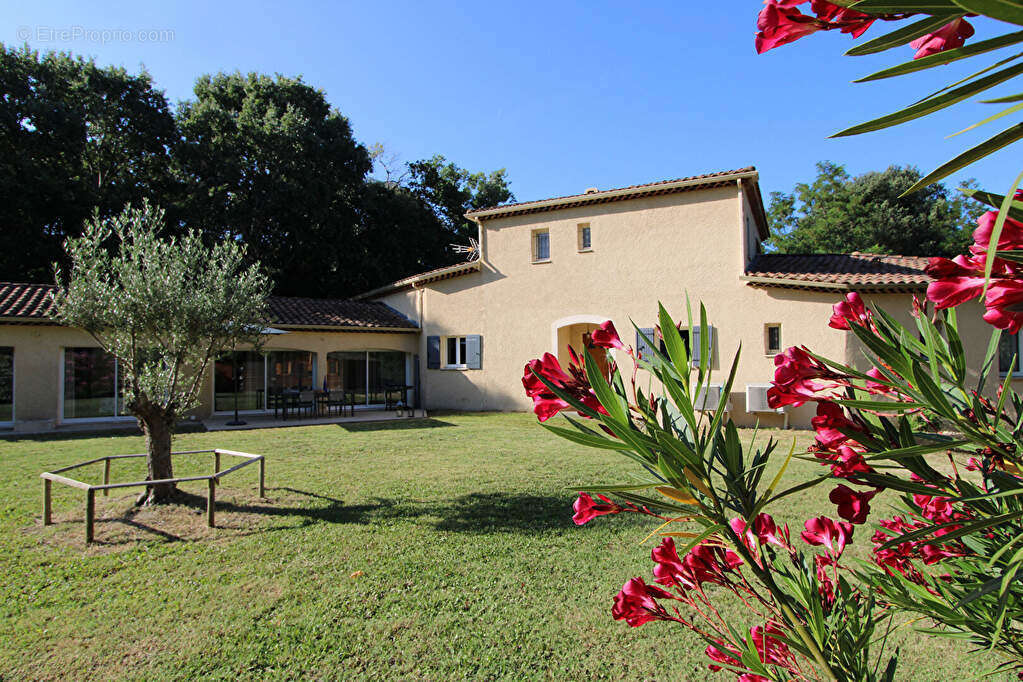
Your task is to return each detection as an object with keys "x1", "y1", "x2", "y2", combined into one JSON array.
[
  {"x1": 691, "y1": 326, "x2": 715, "y2": 366},
  {"x1": 466, "y1": 335, "x2": 482, "y2": 369},
  {"x1": 636, "y1": 328, "x2": 655, "y2": 361},
  {"x1": 427, "y1": 336, "x2": 440, "y2": 369}
]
